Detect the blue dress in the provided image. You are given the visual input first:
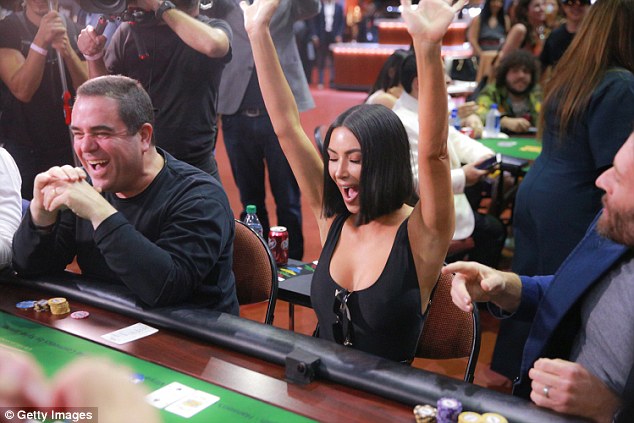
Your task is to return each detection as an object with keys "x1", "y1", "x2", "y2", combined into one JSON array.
[
  {"x1": 513, "y1": 68, "x2": 634, "y2": 276},
  {"x1": 492, "y1": 68, "x2": 634, "y2": 380},
  {"x1": 311, "y1": 212, "x2": 425, "y2": 362}
]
